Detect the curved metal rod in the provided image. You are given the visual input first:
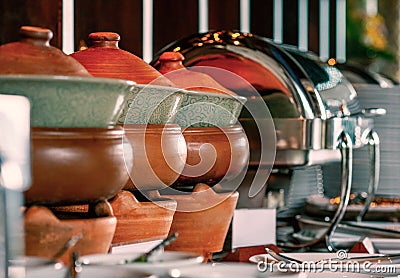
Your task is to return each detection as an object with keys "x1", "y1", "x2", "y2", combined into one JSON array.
[
  {"x1": 325, "y1": 131, "x2": 353, "y2": 251},
  {"x1": 357, "y1": 130, "x2": 380, "y2": 222},
  {"x1": 279, "y1": 131, "x2": 353, "y2": 251}
]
